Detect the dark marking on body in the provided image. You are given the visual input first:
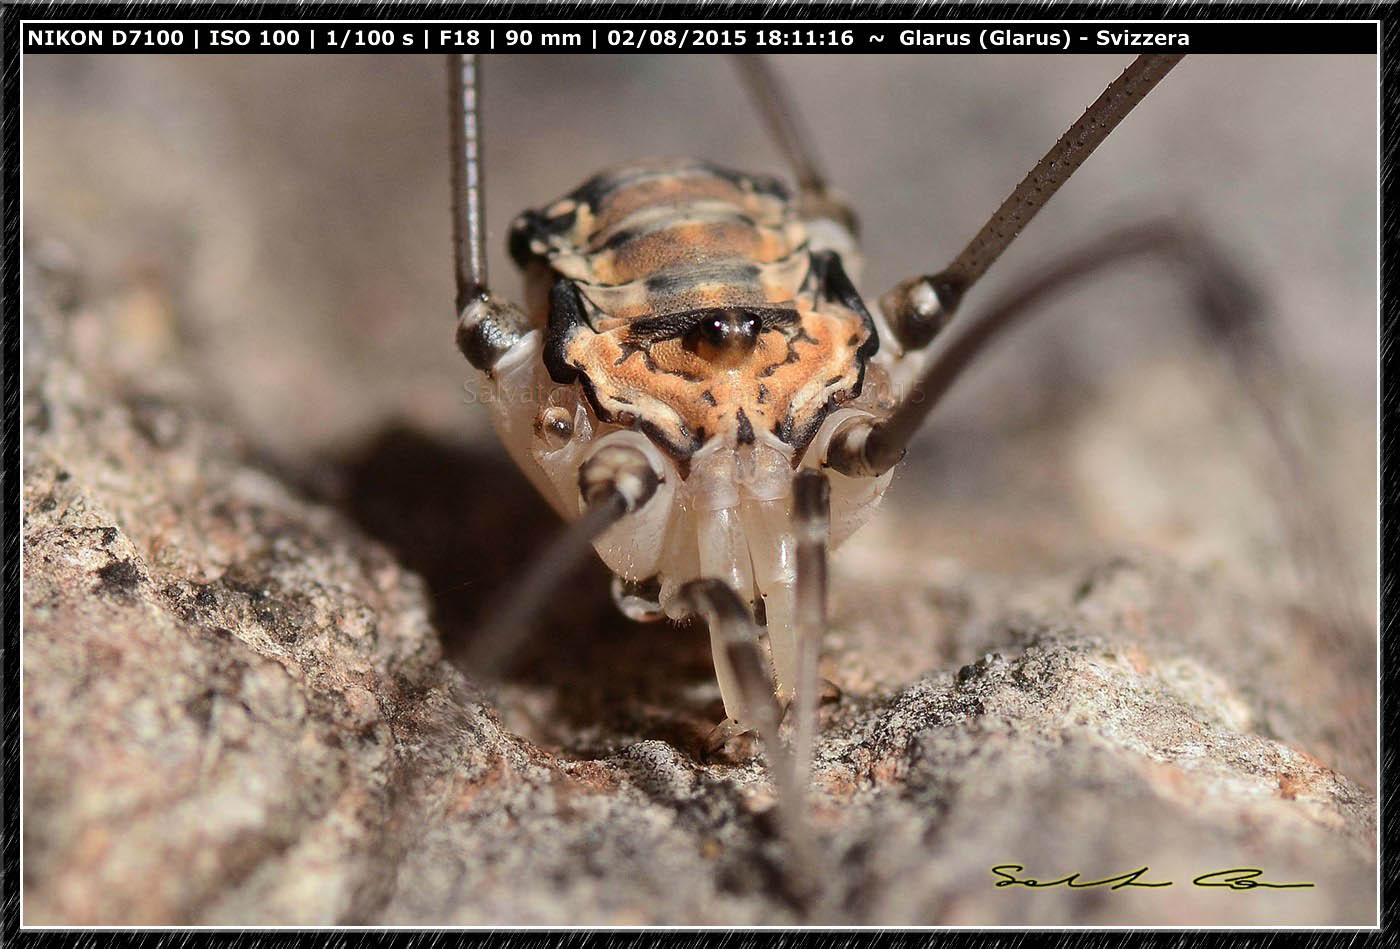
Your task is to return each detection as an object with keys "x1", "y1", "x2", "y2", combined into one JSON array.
[
  {"x1": 598, "y1": 226, "x2": 638, "y2": 251},
  {"x1": 627, "y1": 306, "x2": 798, "y2": 346},
  {"x1": 809, "y1": 249, "x2": 880, "y2": 362},
  {"x1": 631, "y1": 331, "x2": 691, "y2": 373},
  {"x1": 643, "y1": 262, "x2": 762, "y2": 297},
  {"x1": 735, "y1": 408, "x2": 756, "y2": 445},
  {"x1": 563, "y1": 161, "x2": 790, "y2": 218},
  {"x1": 758, "y1": 339, "x2": 805, "y2": 378},
  {"x1": 509, "y1": 205, "x2": 579, "y2": 267},
  {"x1": 544, "y1": 278, "x2": 591, "y2": 384}
]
